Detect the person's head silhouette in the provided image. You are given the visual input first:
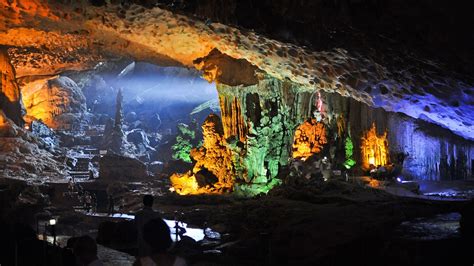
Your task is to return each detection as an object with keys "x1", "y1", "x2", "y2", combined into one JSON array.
[
  {"x1": 143, "y1": 194, "x2": 154, "y2": 208},
  {"x1": 73, "y1": 235, "x2": 99, "y2": 265},
  {"x1": 143, "y1": 218, "x2": 172, "y2": 253}
]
